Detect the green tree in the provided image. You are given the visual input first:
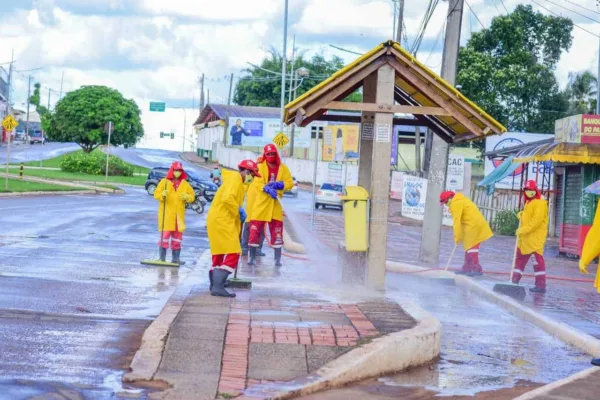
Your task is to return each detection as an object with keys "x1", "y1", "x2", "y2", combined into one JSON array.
[
  {"x1": 46, "y1": 85, "x2": 144, "y2": 152},
  {"x1": 565, "y1": 71, "x2": 597, "y2": 114},
  {"x1": 457, "y1": 5, "x2": 573, "y2": 133},
  {"x1": 234, "y1": 49, "x2": 359, "y2": 106},
  {"x1": 28, "y1": 83, "x2": 51, "y2": 132}
]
